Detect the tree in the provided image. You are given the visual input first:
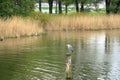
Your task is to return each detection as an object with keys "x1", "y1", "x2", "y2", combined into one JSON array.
[
  {"x1": 75, "y1": 0, "x2": 79, "y2": 12},
  {"x1": 55, "y1": 0, "x2": 57, "y2": 14},
  {"x1": 0, "y1": 0, "x2": 14, "y2": 17},
  {"x1": 0, "y1": 0, "x2": 34, "y2": 17},
  {"x1": 48, "y1": 0, "x2": 53, "y2": 14},
  {"x1": 65, "y1": 4, "x2": 68, "y2": 14},
  {"x1": 78, "y1": 0, "x2": 90, "y2": 12},
  {"x1": 105, "y1": 0, "x2": 120, "y2": 14},
  {"x1": 114, "y1": 0, "x2": 120, "y2": 13},
  {"x1": 92, "y1": 0, "x2": 99, "y2": 11},
  {"x1": 63, "y1": 0, "x2": 73, "y2": 14},
  {"x1": 39, "y1": 0, "x2": 42, "y2": 12},
  {"x1": 80, "y1": 1, "x2": 85, "y2": 12},
  {"x1": 58, "y1": 0, "x2": 62, "y2": 14},
  {"x1": 16, "y1": 0, "x2": 34, "y2": 15},
  {"x1": 79, "y1": 0, "x2": 92, "y2": 12},
  {"x1": 105, "y1": 0, "x2": 111, "y2": 14}
]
